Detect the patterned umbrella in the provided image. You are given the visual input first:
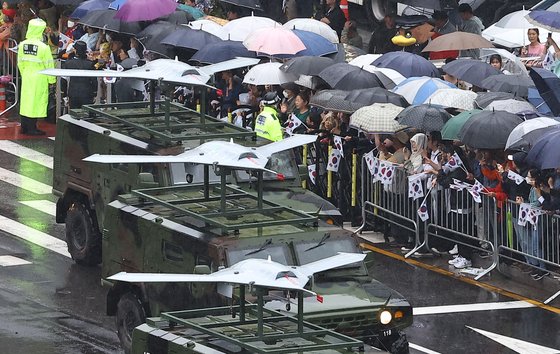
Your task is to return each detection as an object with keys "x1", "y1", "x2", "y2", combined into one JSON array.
[
  {"x1": 440, "y1": 109, "x2": 481, "y2": 141},
  {"x1": 349, "y1": 103, "x2": 407, "y2": 134},
  {"x1": 345, "y1": 88, "x2": 408, "y2": 107},
  {"x1": 480, "y1": 74, "x2": 534, "y2": 97},
  {"x1": 283, "y1": 18, "x2": 339, "y2": 43},
  {"x1": 395, "y1": 104, "x2": 451, "y2": 132},
  {"x1": 425, "y1": 89, "x2": 477, "y2": 111},
  {"x1": 484, "y1": 99, "x2": 536, "y2": 114},
  {"x1": 392, "y1": 76, "x2": 457, "y2": 105},
  {"x1": 458, "y1": 110, "x2": 524, "y2": 149},
  {"x1": 310, "y1": 90, "x2": 360, "y2": 113},
  {"x1": 506, "y1": 117, "x2": 560, "y2": 151}
]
